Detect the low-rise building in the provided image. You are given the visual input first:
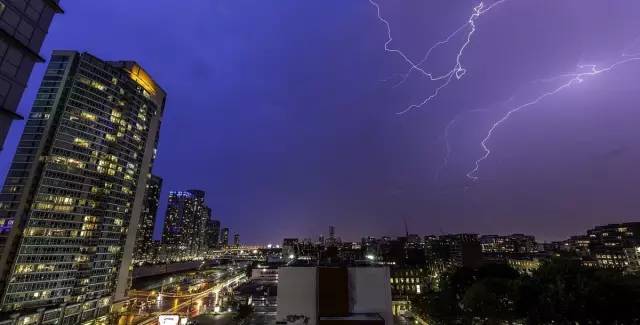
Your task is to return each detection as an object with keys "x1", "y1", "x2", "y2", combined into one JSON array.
[
  {"x1": 507, "y1": 257, "x2": 541, "y2": 274},
  {"x1": 277, "y1": 266, "x2": 392, "y2": 325},
  {"x1": 251, "y1": 266, "x2": 279, "y2": 284},
  {"x1": 390, "y1": 267, "x2": 429, "y2": 297}
]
